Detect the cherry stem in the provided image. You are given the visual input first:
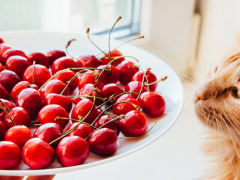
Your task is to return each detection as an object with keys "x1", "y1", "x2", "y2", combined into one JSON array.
[
  {"x1": 0, "y1": 104, "x2": 15, "y2": 126},
  {"x1": 136, "y1": 68, "x2": 146, "y2": 100},
  {"x1": 69, "y1": 95, "x2": 105, "y2": 101},
  {"x1": 65, "y1": 39, "x2": 78, "y2": 59},
  {"x1": 0, "y1": 99, "x2": 11, "y2": 112},
  {"x1": 55, "y1": 117, "x2": 96, "y2": 129},
  {"x1": 112, "y1": 36, "x2": 144, "y2": 52},
  {"x1": 104, "y1": 111, "x2": 118, "y2": 117},
  {"x1": 145, "y1": 76, "x2": 168, "y2": 86},
  {"x1": 118, "y1": 122, "x2": 157, "y2": 139},
  {"x1": 31, "y1": 123, "x2": 42, "y2": 127},
  {"x1": 32, "y1": 61, "x2": 36, "y2": 84},
  {"x1": 139, "y1": 66, "x2": 150, "y2": 91}
]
